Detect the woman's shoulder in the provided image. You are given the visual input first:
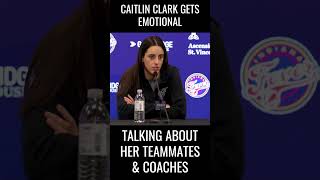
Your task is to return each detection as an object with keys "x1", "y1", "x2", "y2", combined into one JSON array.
[
  {"x1": 165, "y1": 65, "x2": 181, "y2": 80},
  {"x1": 121, "y1": 65, "x2": 137, "y2": 77},
  {"x1": 166, "y1": 65, "x2": 180, "y2": 73}
]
